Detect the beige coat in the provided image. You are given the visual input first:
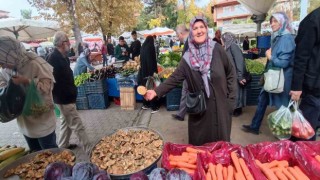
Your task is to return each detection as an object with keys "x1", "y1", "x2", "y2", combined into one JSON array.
[{"x1": 17, "y1": 60, "x2": 56, "y2": 138}]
